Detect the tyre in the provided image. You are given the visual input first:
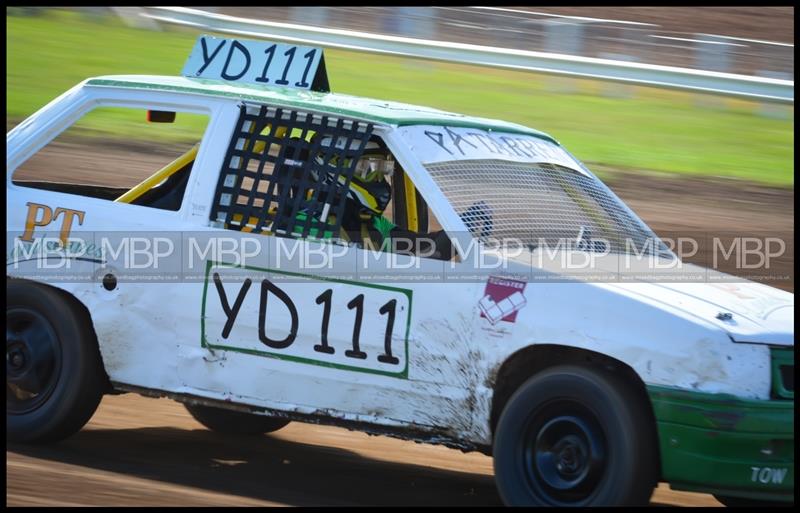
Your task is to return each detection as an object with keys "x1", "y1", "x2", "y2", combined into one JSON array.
[
  {"x1": 184, "y1": 403, "x2": 290, "y2": 435},
  {"x1": 493, "y1": 365, "x2": 657, "y2": 506},
  {"x1": 714, "y1": 495, "x2": 793, "y2": 507},
  {"x1": 7, "y1": 280, "x2": 106, "y2": 443}
]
